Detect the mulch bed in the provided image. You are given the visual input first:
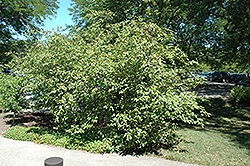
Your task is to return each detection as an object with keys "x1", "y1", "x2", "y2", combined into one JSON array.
[{"x1": 0, "y1": 110, "x2": 57, "y2": 136}]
